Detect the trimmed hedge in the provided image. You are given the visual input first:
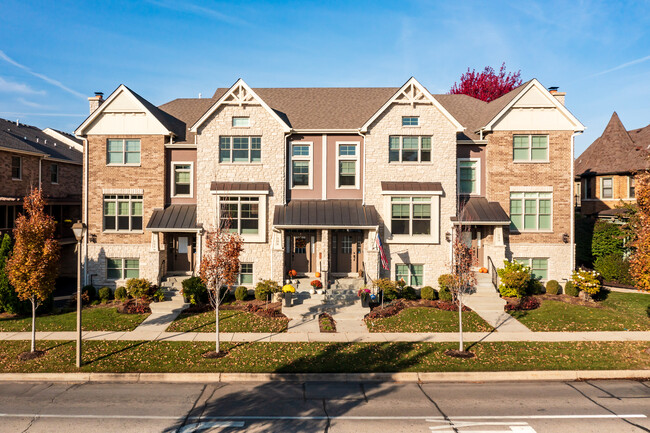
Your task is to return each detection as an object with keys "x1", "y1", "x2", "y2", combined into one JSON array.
[
  {"x1": 235, "y1": 286, "x2": 248, "y2": 301},
  {"x1": 564, "y1": 281, "x2": 578, "y2": 297},
  {"x1": 420, "y1": 286, "x2": 437, "y2": 301},
  {"x1": 545, "y1": 280, "x2": 561, "y2": 295}
]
